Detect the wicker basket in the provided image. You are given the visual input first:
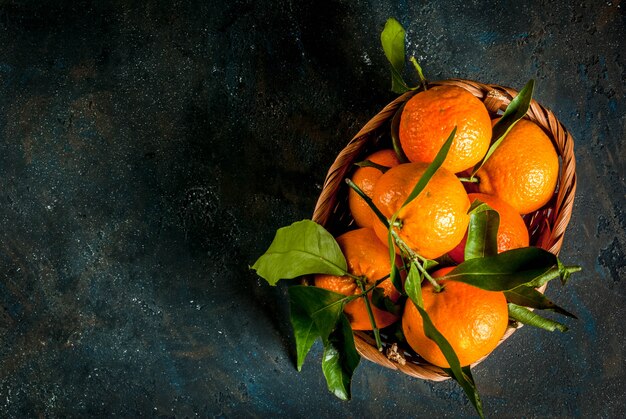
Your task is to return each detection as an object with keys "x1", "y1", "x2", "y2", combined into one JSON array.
[{"x1": 311, "y1": 79, "x2": 577, "y2": 381}]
